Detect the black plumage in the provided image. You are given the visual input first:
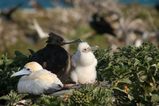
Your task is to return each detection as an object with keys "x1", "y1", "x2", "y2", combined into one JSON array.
[
  {"x1": 155, "y1": 3, "x2": 159, "y2": 12},
  {"x1": 0, "y1": 3, "x2": 22, "y2": 21},
  {"x1": 29, "y1": 32, "x2": 81, "y2": 80},
  {"x1": 89, "y1": 13, "x2": 116, "y2": 36}
]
